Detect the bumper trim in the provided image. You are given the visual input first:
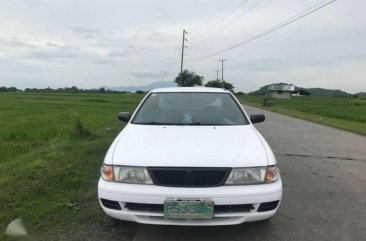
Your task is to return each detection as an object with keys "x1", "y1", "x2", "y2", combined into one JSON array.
[{"x1": 100, "y1": 206, "x2": 278, "y2": 226}]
